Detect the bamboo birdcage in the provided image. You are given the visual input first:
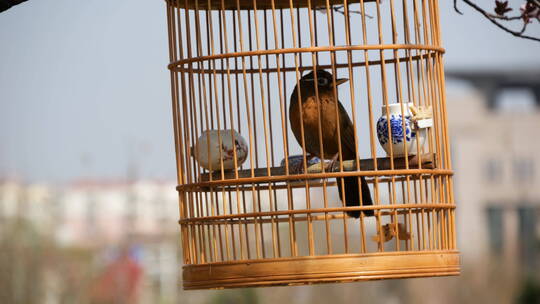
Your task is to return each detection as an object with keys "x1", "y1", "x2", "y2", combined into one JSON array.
[{"x1": 165, "y1": 0, "x2": 459, "y2": 290}]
